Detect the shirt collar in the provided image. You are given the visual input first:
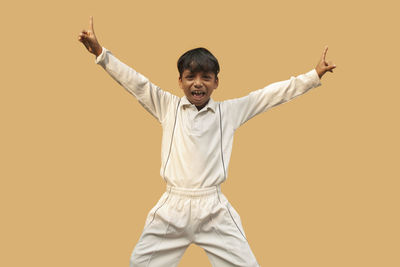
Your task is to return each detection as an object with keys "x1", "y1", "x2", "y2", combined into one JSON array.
[{"x1": 180, "y1": 96, "x2": 217, "y2": 113}]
